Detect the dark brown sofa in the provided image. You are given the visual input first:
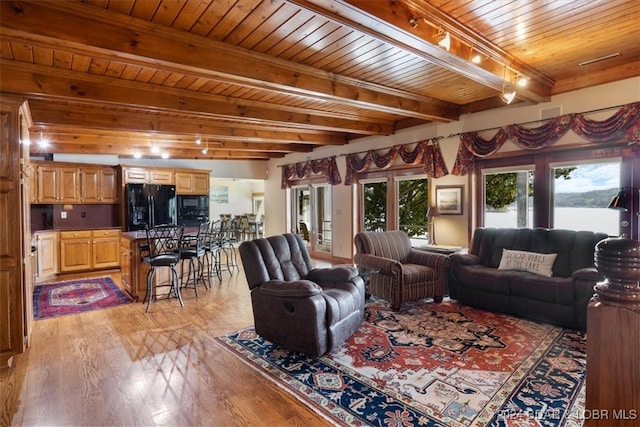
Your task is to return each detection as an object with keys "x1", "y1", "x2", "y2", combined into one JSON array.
[
  {"x1": 449, "y1": 227, "x2": 608, "y2": 330},
  {"x1": 239, "y1": 233, "x2": 364, "y2": 356}
]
